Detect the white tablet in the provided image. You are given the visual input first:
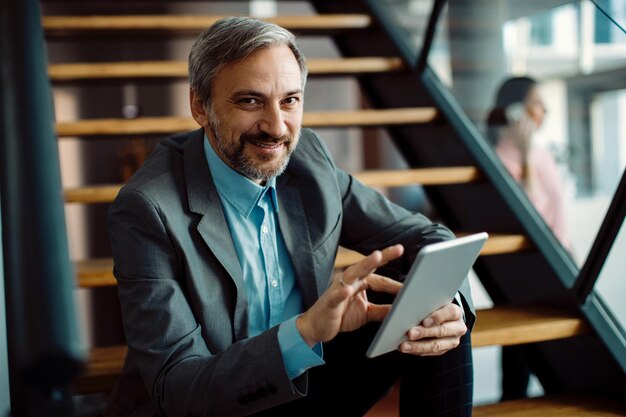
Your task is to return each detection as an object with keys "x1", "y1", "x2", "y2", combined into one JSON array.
[{"x1": 366, "y1": 232, "x2": 488, "y2": 358}]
